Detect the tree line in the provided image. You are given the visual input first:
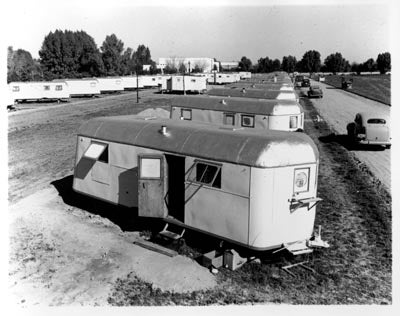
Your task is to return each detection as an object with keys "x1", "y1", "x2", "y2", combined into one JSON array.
[
  {"x1": 7, "y1": 28, "x2": 391, "y2": 82},
  {"x1": 8, "y1": 30, "x2": 158, "y2": 82},
  {"x1": 237, "y1": 51, "x2": 391, "y2": 75}
]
